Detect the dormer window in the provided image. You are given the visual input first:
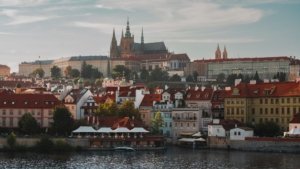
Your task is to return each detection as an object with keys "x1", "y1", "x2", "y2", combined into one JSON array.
[
  {"x1": 196, "y1": 94, "x2": 200, "y2": 98},
  {"x1": 24, "y1": 101, "x2": 28, "y2": 105},
  {"x1": 35, "y1": 101, "x2": 38, "y2": 105},
  {"x1": 12, "y1": 102, "x2": 15, "y2": 105},
  {"x1": 3, "y1": 101, "x2": 6, "y2": 104}
]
